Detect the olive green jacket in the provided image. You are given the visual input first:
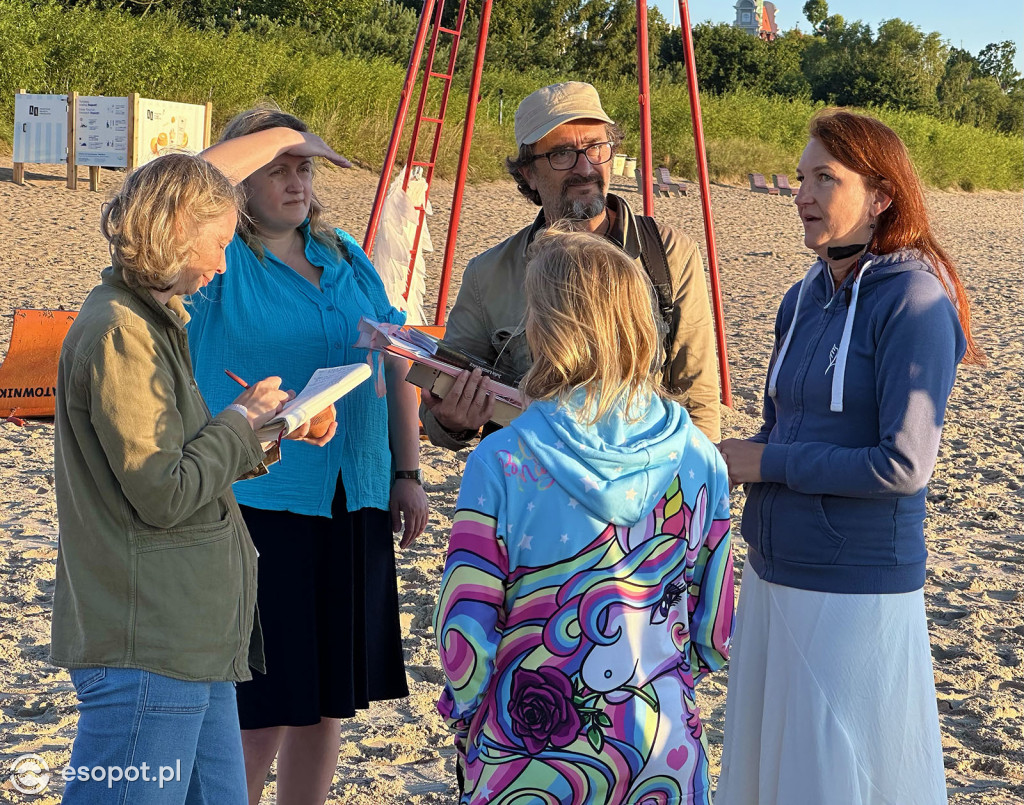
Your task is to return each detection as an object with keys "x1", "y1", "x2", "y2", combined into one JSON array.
[
  {"x1": 422, "y1": 194, "x2": 721, "y2": 449},
  {"x1": 51, "y1": 265, "x2": 267, "y2": 682}
]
